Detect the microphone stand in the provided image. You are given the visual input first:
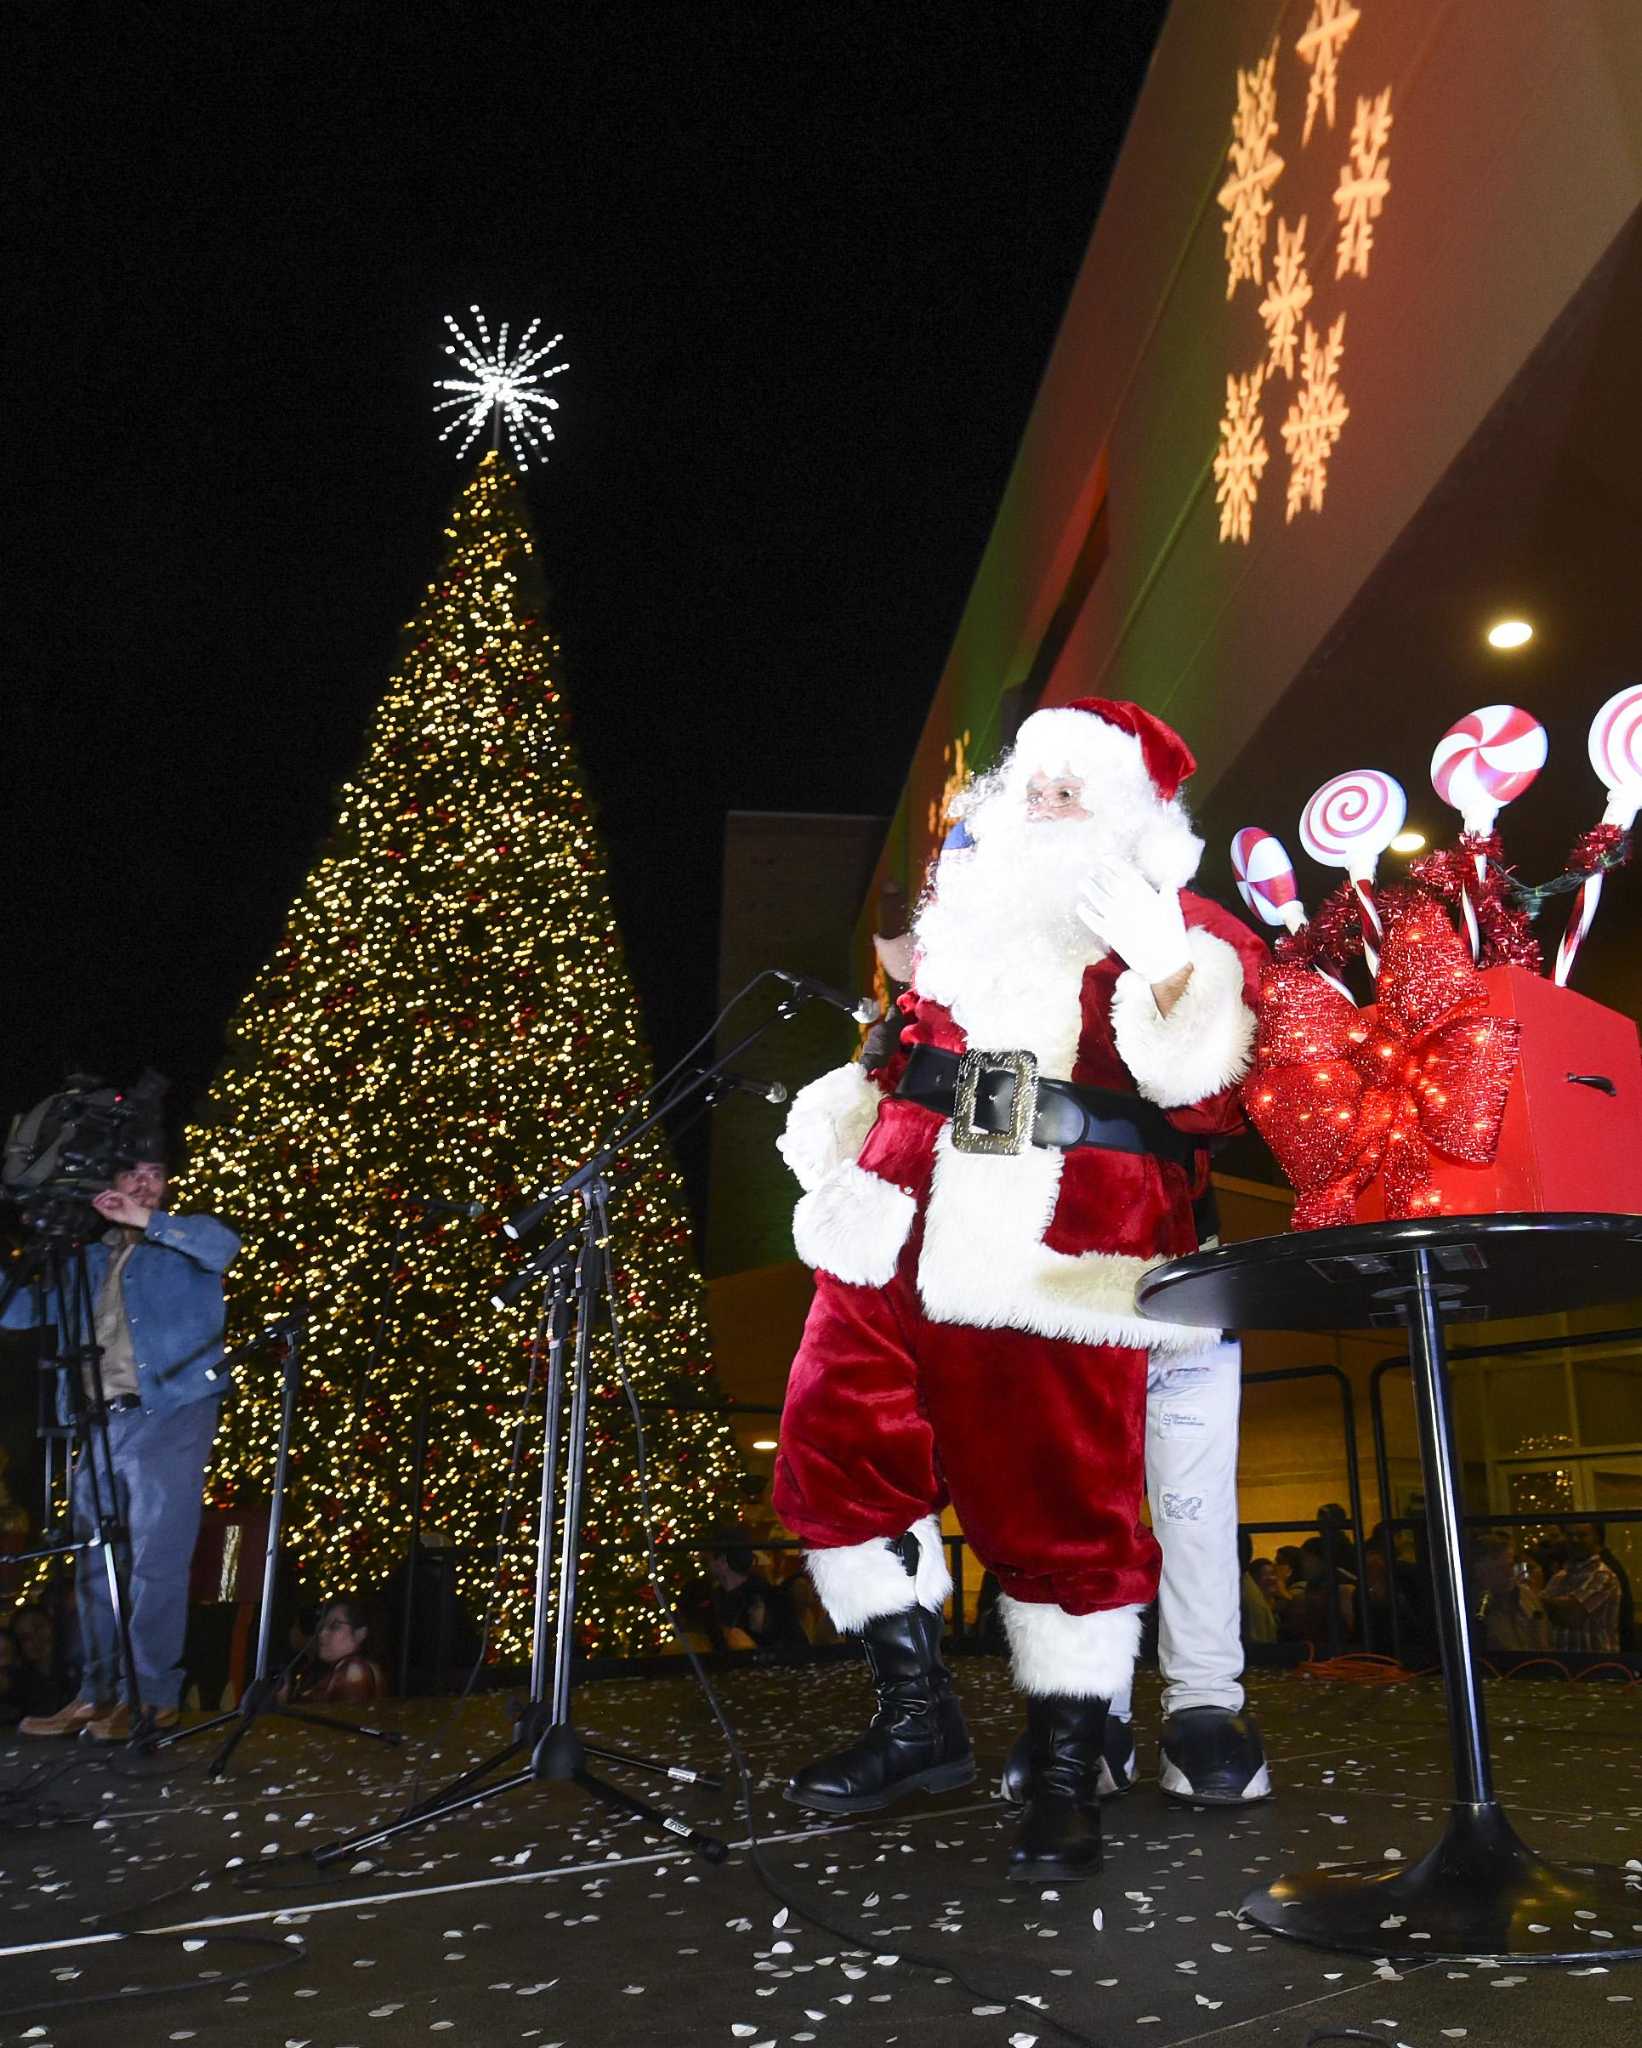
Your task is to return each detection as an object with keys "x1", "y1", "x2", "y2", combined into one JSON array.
[
  {"x1": 146, "y1": 1308, "x2": 403, "y2": 1776},
  {"x1": 311, "y1": 995, "x2": 816, "y2": 1867},
  {"x1": 503, "y1": 975, "x2": 822, "y2": 1245},
  {"x1": 312, "y1": 1188, "x2": 725, "y2": 1869}
]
